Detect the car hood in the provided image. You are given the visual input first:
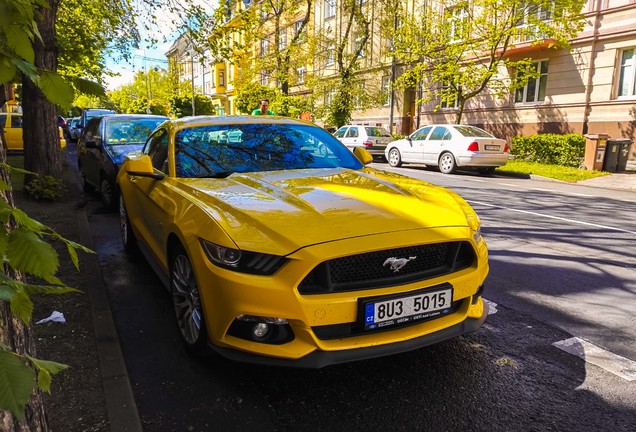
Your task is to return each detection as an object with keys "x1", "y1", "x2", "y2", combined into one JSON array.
[
  {"x1": 106, "y1": 144, "x2": 145, "y2": 166},
  {"x1": 178, "y1": 167, "x2": 471, "y2": 253}
]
